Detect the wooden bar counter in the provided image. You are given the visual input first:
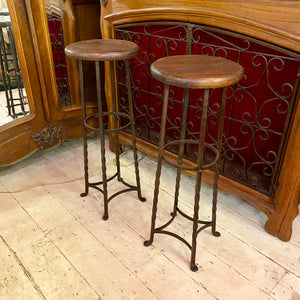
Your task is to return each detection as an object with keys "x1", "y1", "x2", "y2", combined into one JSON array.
[{"x1": 99, "y1": 0, "x2": 300, "y2": 241}]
